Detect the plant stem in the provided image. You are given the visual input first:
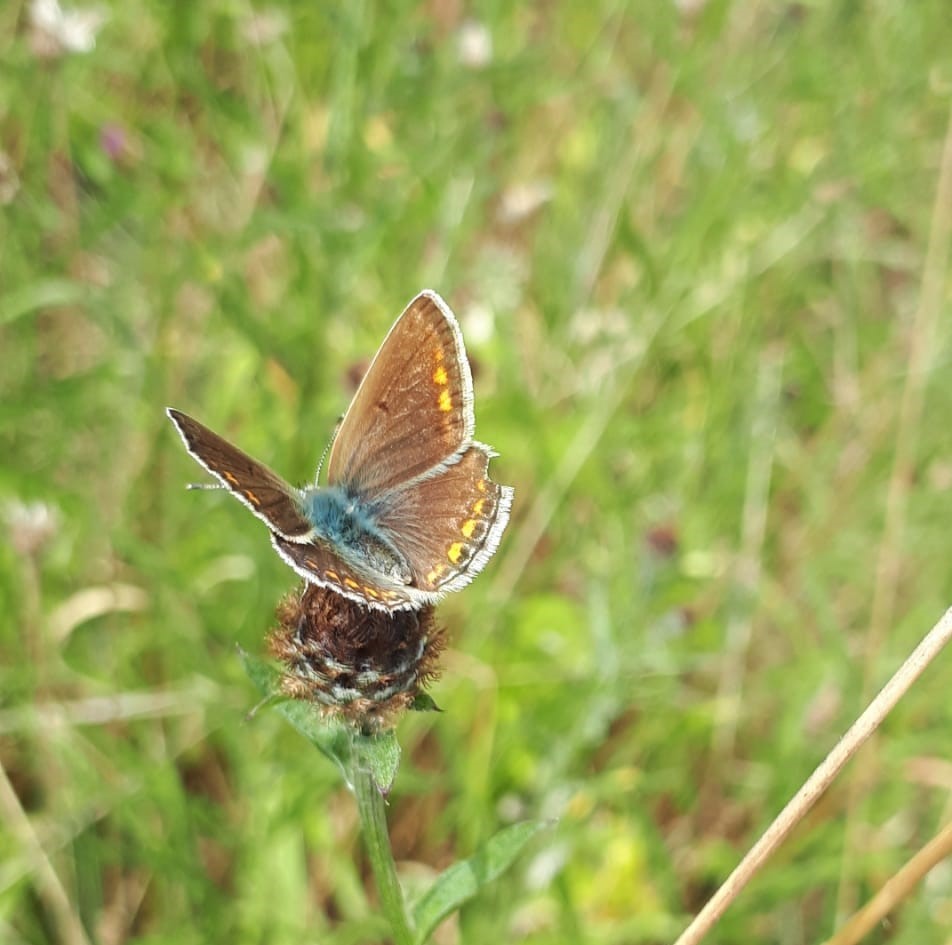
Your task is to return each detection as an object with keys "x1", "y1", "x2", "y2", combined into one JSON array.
[
  {"x1": 673, "y1": 605, "x2": 952, "y2": 945},
  {"x1": 352, "y1": 752, "x2": 415, "y2": 945}
]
